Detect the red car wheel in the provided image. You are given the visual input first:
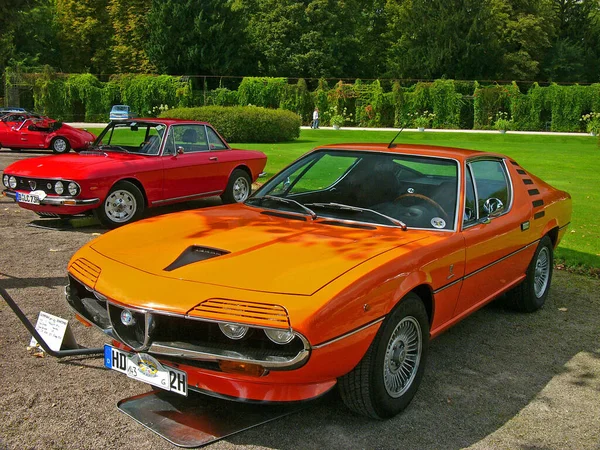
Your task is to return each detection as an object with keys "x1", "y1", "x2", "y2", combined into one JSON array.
[{"x1": 51, "y1": 137, "x2": 71, "y2": 154}]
